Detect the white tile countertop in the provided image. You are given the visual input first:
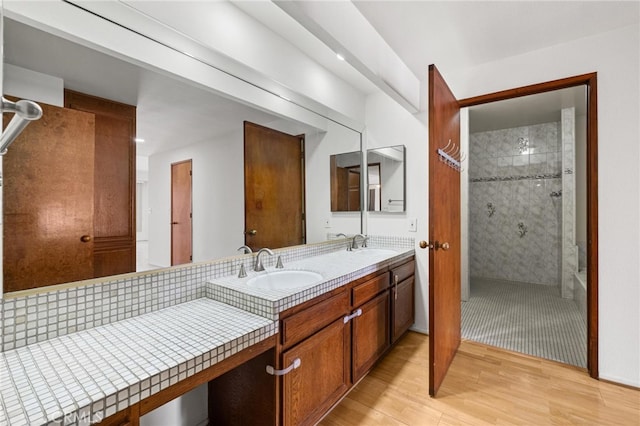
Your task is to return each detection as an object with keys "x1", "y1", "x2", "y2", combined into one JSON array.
[
  {"x1": 0, "y1": 299, "x2": 277, "y2": 426},
  {"x1": 208, "y1": 246, "x2": 415, "y2": 320},
  {"x1": 0, "y1": 241, "x2": 415, "y2": 426}
]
